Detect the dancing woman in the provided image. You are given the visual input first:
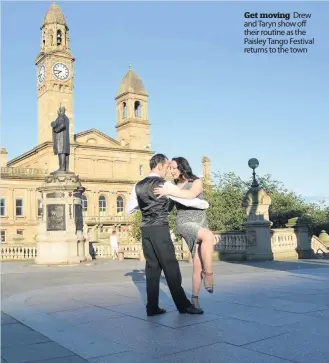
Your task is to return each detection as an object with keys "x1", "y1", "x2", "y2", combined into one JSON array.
[{"x1": 154, "y1": 157, "x2": 214, "y2": 313}]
